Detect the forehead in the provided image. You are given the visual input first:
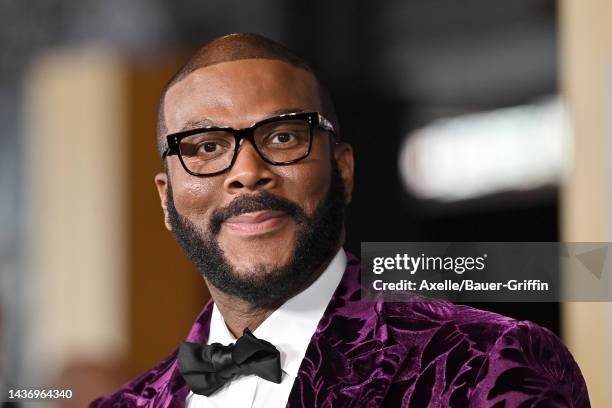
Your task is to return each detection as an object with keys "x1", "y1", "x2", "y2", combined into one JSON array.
[{"x1": 164, "y1": 59, "x2": 322, "y2": 133}]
